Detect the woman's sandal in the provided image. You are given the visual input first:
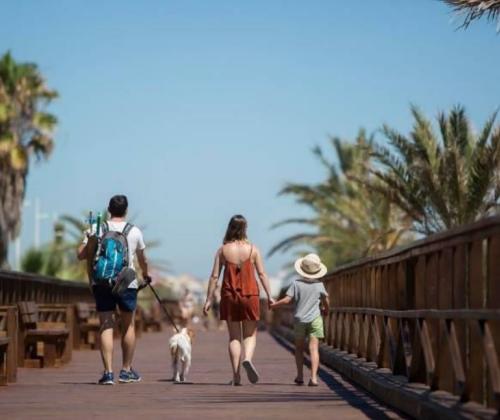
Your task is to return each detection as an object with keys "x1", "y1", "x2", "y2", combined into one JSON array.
[
  {"x1": 242, "y1": 360, "x2": 259, "y2": 384},
  {"x1": 229, "y1": 374, "x2": 242, "y2": 386},
  {"x1": 294, "y1": 378, "x2": 304, "y2": 385},
  {"x1": 308, "y1": 380, "x2": 319, "y2": 387}
]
